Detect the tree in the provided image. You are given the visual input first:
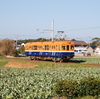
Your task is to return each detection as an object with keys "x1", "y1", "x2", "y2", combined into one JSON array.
[
  {"x1": 0, "y1": 39, "x2": 15, "y2": 56},
  {"x1": 90, "y1": 37, "x2": 100, "y2": 46},
  {"x1": 18, "y1": 38, "x2": 51, "y2": 43}
]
